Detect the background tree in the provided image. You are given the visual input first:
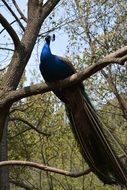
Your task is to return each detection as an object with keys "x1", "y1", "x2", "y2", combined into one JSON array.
[{"x1": 64, "y1": 0, "x2": 127, "y2": 119}]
